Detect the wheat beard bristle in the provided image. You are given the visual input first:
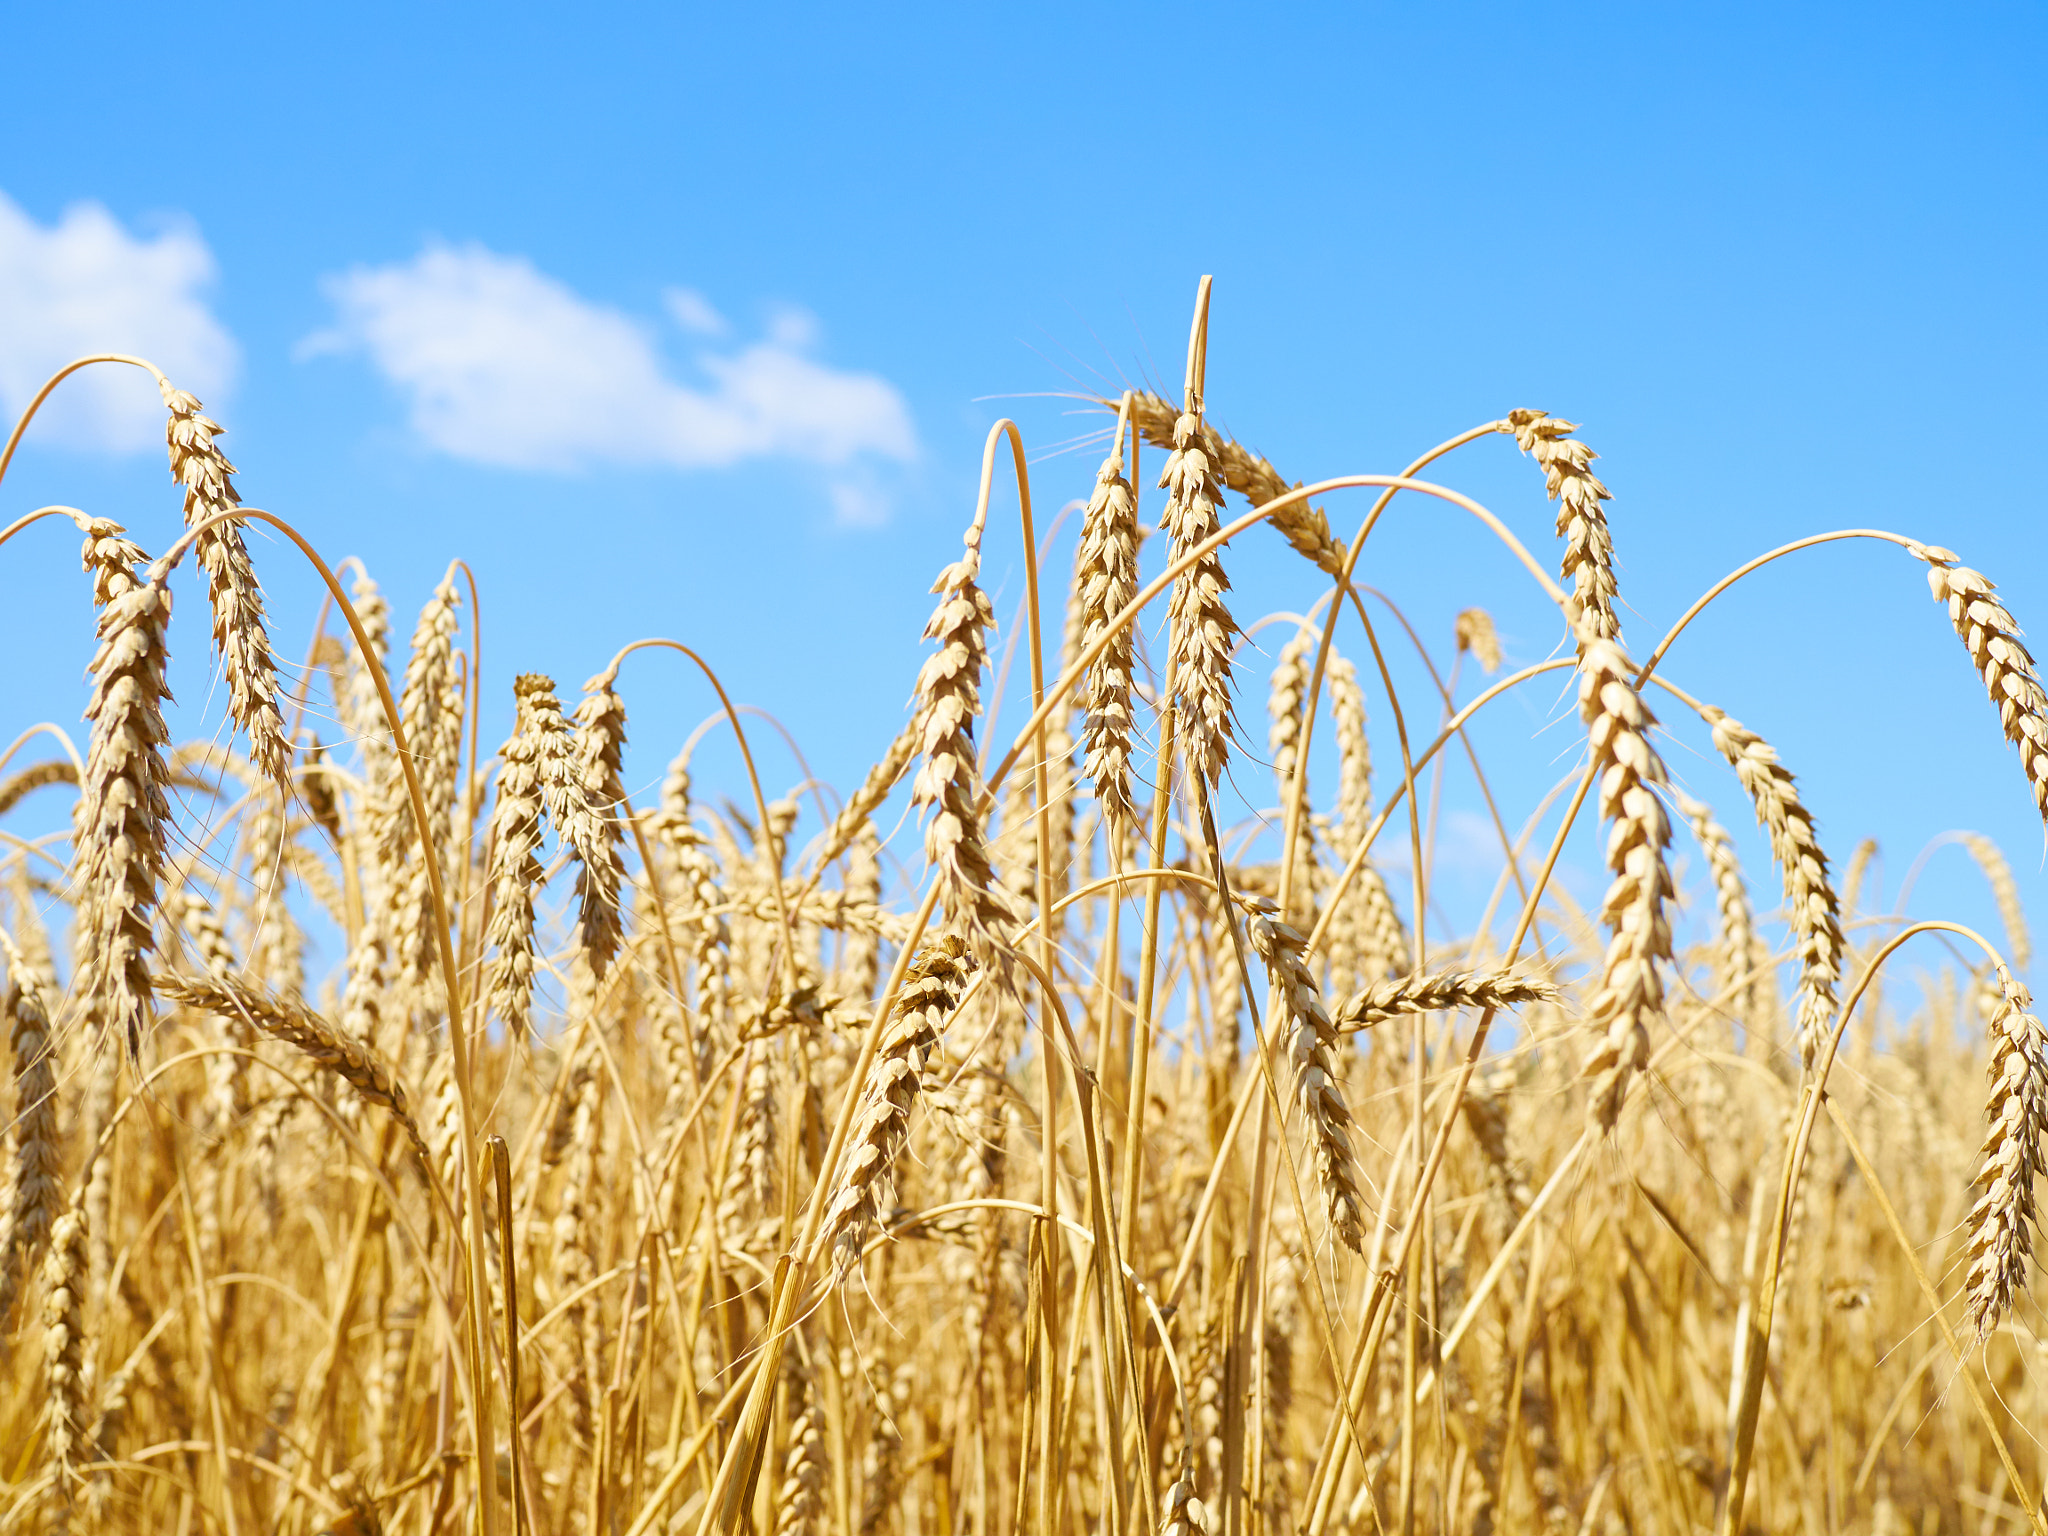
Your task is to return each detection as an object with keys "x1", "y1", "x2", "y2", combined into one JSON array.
[
  {"x1": 159, "y1": 382, "x2": 290, "y2": 786},
  {"x1": 0, "y1": 934, "x2": 62, "y2": 1335},
  {"x1": 1965, "y1": 964, "x2": 2048, "y2": 1339},
  {"x1": 1078, "y1": 443, "x2": 1141, "y2": 830},
  {"x1": 76, "y1": 572, "x2": 175, "y2": 1060},
  {"x1": 1577, "y1": 628, "x2": 1676, "y2": 1130},
  {"x1": 819, "y1": 936, "x2": 973, "y2": 1275},
  {"x1": 1700, "y1": 705, "x2": 1845, "y2": 1068},
  {"x1": 910, "y1": 516, "x2": 1020, "y2": 967},
  {"x1": 1159, "y1": 409, "x2": 1240, "y2": 790},
  {"x1": 1247, "y1": 906, "x2": 1365, "y2": 1252},
  {"x1": 1914, "y1": 546, "x2": 2048, "y2": 825}
]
